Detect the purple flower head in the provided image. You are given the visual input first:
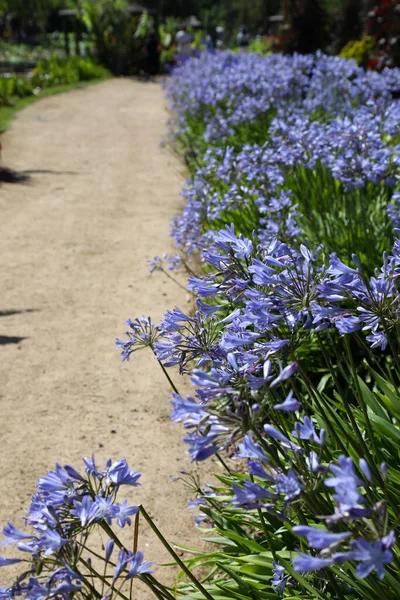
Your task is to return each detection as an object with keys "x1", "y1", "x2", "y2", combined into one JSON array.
[
  {"x1": 113, "y1": 549, "x2": 153, "y2": 582},
  {"x1": 350, "y1": 537, "x2": 394, "y2": 580},
  {"x1": 83, "y1": 454, "x2": 101, "y2": 479},
  {"x1": 271, "y1": 562, "x2": 288, "y2": 595},
  {"x1": 183, "y1": 430, "x2": 221, "y2": 461},
  {"x1": 170, "y1": 393, "x2": 206, "y2": 424},
  {"x1": 116, "y1": 501, "x2": 139, "y2": 528},
  {"x1": 105, "y1": 459, "x2": 141, "y2": 488},
  {"x1": 235, "y1": 434, "x2": 269, "y2": 461},
  {"x1": 113, "y1": 549, "x2": 131, "y2": 582},
  {"x1": 214, "y1": 224, "x2": 253, "y2": 259},
  {"x1": 274, "y1": 390, "x2": 301, "y2": 412},
  {"x1": 62, "y1": 464, "x2": 84, "y2": 482},
  {"x1": 1, "y1": 522, "x2": 33, "y2": 547},
  {"x1": 292, "y1": 525, "x2": 351, "y2": 549},
  {"x1": 232, "y1": 481, "x2": 277, "y2": 508},
  {"x1": 116, "y1": 316, "x2": 160, "y2": 360},
  {"x1": 325, "y1": 455, "x2": 365, "y2": 512},
  {"x1": 70, "y1": 496, "x2": 99, "y2": 527},
  {"x1": 105, "y1": 539, "x2": 114, "y2": 563},
  {"x1": 125, "y1": 551, "x2": 154, "y2": 579},
  {"x1": 293, "y1": 553, "x2": 333, "y2": 573},
  {"x1": 275, "y1": 470, "x2": 302, "y2": 503},
  {"x1": 196, "y1": 299, "x2": 224, "y2": 316},
  {"x1": 292, "y1": 417, "x2": 325, "y2": 445},
  {"x1": 270, "y1": 362, "x2": 298, "y2": 388},
  {"x1": 264, "y1": 424, "x2": 300, "y2": 452},
  {"x1": 37, "y1": 464, "x2": 77, "y2": 504},
  {"x1": 0, "y1": 557, "x2": 22, "y2": 568},
  {"x1": 39, "y1": 529, "x2": 67, "y2": 556},
  {"x1": 92, "y1": 496, "x2": 119, "y2": 525},
  {"x1": 359, "y1": 459, "x2": 372, "y2": 483}
]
